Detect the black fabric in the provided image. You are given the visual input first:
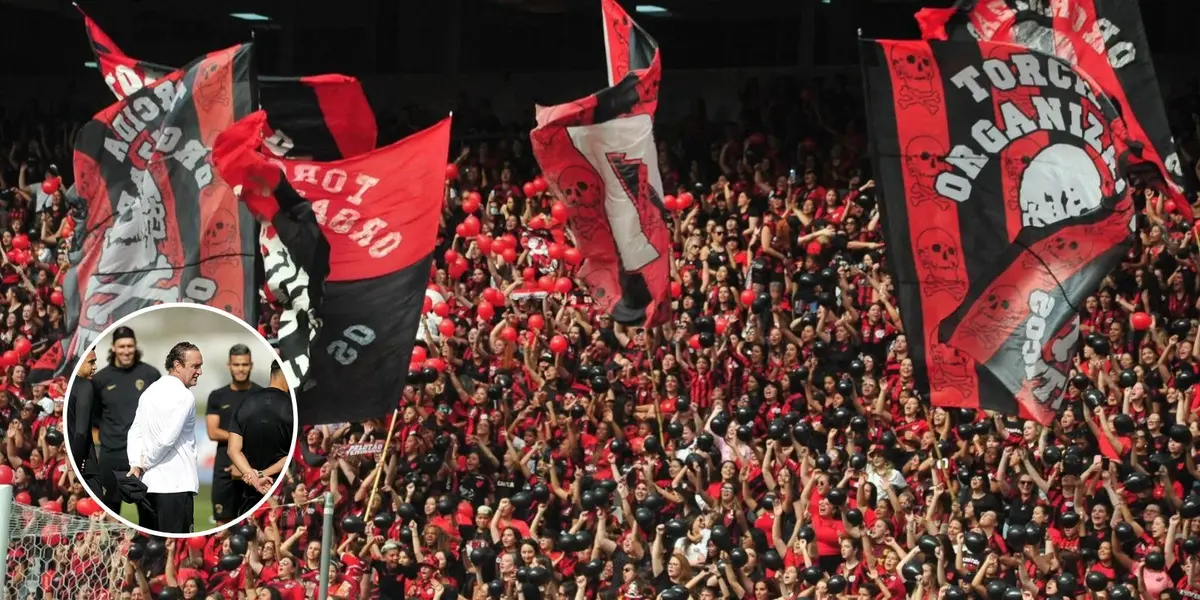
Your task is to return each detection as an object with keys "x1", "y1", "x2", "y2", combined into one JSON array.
[
  {"x1": 211, "y1": 470, "x2": 237, "y2": 522},
  {"x1": 228, "y1": 387, "x2": 293, "y2": 470},
  {"x1": 206, "y1": 383, "x2": 262, "y2": 467},
  {"x1": 232, "y1": 480, "x2": 265, "y2": 517},
  {"x1": 113, "y1": 469, "x2": 148, "y2": 503},
  {"x1": 67, "y1": 376, "x2": 98, "y2": 472},
  {"x1": 98, "y1": 452, "x2": 131, "y2": 512},
  {"x1": 91, "y1": 362, "x2": 161, "y2": 452},
  {"x1": 141, "y1": 491, "x2": 194, "y2": 534}
]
